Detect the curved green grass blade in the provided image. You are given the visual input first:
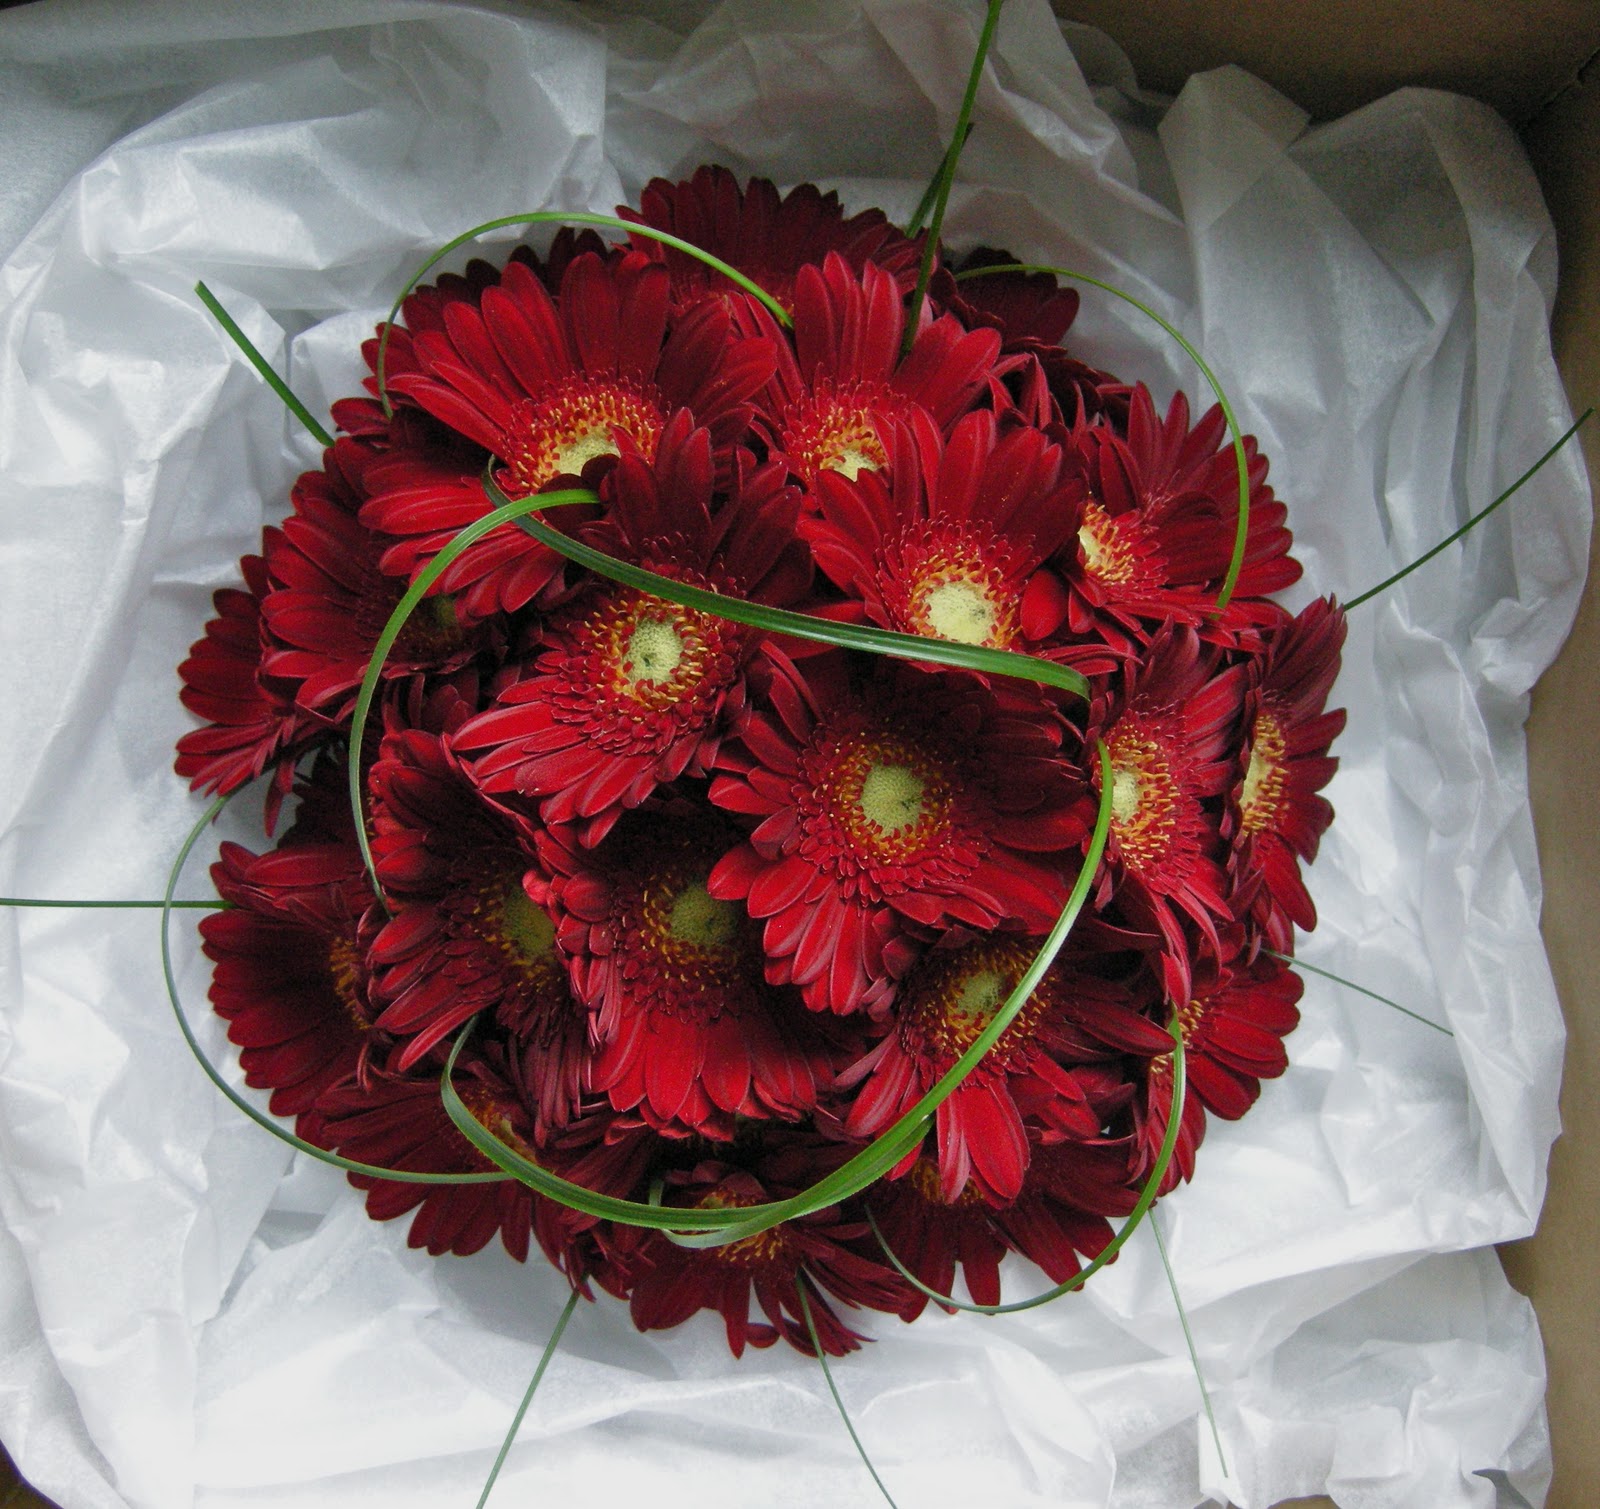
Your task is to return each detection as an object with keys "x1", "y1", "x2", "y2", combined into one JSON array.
[
  {"x1": 903, "y1": 0, "x2": 1007, "y2": 351},
  {"x1": 907, "y1": 123, "x2": 973, "y2": 239},
  {"x1": 345, "y1": 486, "x2": 598, "y2": 906},
  {"x1": 1269, "y1": 948, "x2": 1453, "y2": 1036},
  {"x1": 439, "y1": 742, "x2": 1115, "y2": 1244},
  {"x1": 954, "y1": 262, "x2": 1251, "y2": 611},
  {"x1": 866, "y1": 1015, "x2": 1185, "y2": 1316},
  {"x1": 377, "y1": 211, "x2": 792, "y2": 417},
  {"x1": 1151, "y1": 1211, "x2": 1228, "y2": 1476},
  {"x1": 161, "y1": 793, "x2": 509, "y2": 1187},
  {"x1": 475, "y1": 1288, "x2": 580, "y2": 1509},
  {"x1": 482, "y1": 472, "x2": 1089, "y2": 701},
  {"x1": 797, "y1": 1279, "x2": 901, "y2": 1509},
  {"x1": 1343, "y1": 407, "x2": 1593, "y2": 610},
  {"x1": 195, "y1": 281, "x2": 334, "y2": 447}
]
